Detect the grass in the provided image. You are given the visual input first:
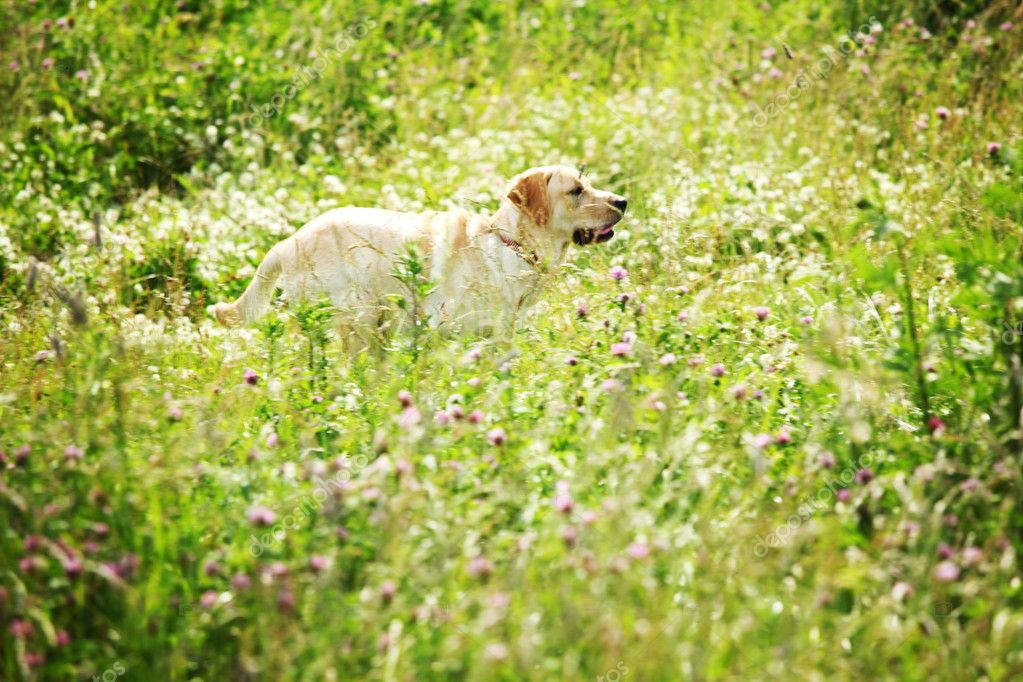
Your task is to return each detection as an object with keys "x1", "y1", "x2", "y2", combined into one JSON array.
[{"x1": 2, "y1": 0, "x2": 1023, "y2": 679}]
